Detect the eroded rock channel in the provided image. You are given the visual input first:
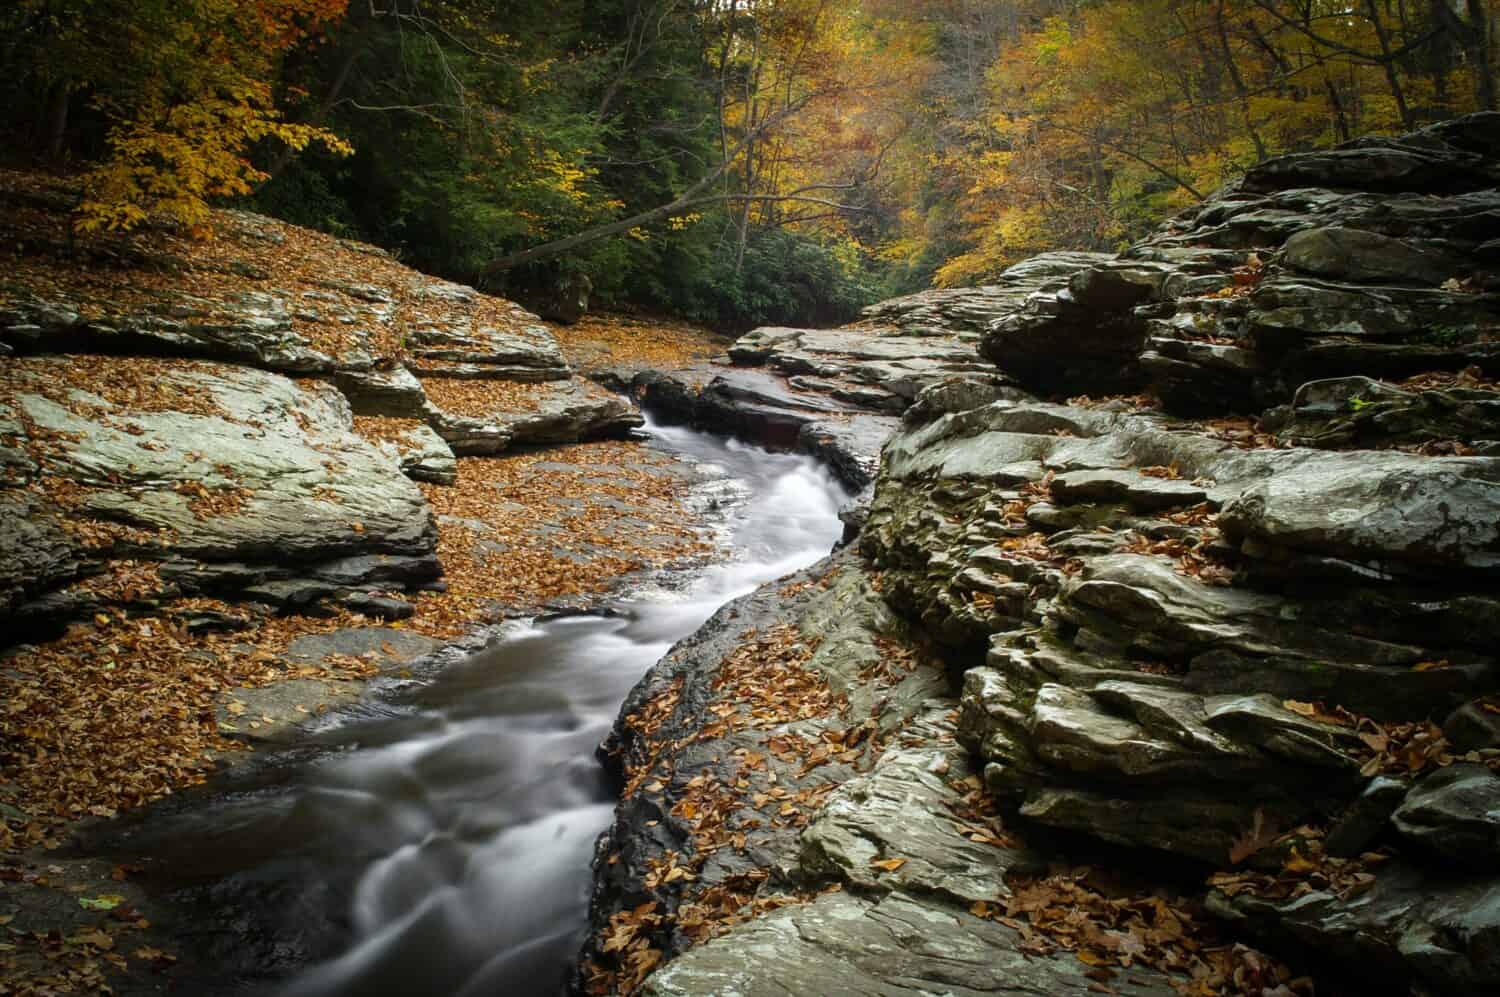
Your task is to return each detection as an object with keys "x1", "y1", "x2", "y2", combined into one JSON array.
[{"x1": 5, "y1": 115, "x2": 1500, "y2": 997}]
